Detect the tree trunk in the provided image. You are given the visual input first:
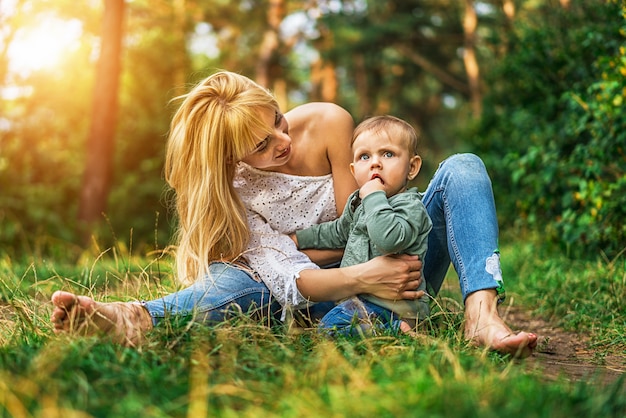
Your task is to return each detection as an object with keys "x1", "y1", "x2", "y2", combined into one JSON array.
[
  {"x1": 502, "y1": 0, "x2": 515, "y2": 20},
  {"x1": 310, "y1": 24, "x2": 338, "y2": 105},
  {"x1": 353, "y1": 54, "x2": 370, "y2": 118},
  {"x1": 256, "y1": 0, "x2": 286, "y2": 109},
  {"x1": 311, "y1": 56, "x2": 338, "y2": 103},
  {"x1": 77, "y1": 0, "x2": 125, "y2": 242},
  {"x1": 172, "y1": 0, "x2": 187, "y2": 96},
  {"x1": 462, "y1": 0, "x2": 482, "y2": 117}
]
